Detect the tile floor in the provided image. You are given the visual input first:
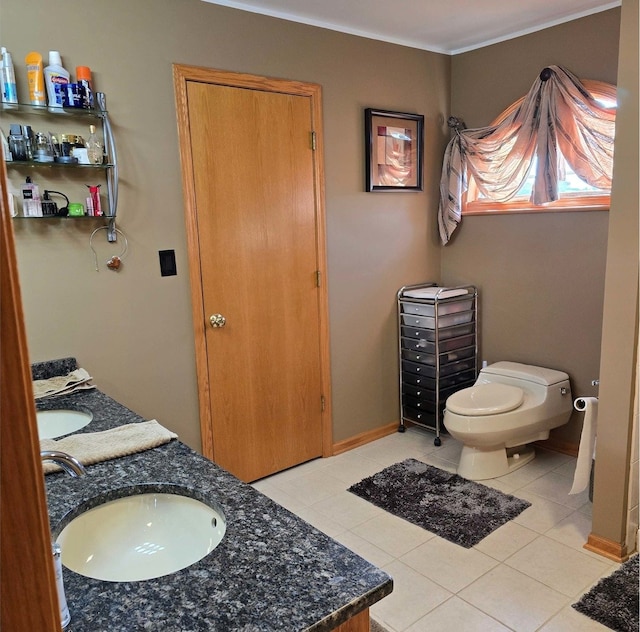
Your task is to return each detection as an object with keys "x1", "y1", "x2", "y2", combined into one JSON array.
[{"x1": 253, "y1": 426, "x2": 625, "y2": 632}]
